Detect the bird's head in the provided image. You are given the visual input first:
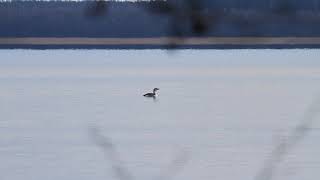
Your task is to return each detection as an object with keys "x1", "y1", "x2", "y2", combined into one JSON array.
[{"x1": 153, "y1": 88, "x2": 160, "y2": 93}]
